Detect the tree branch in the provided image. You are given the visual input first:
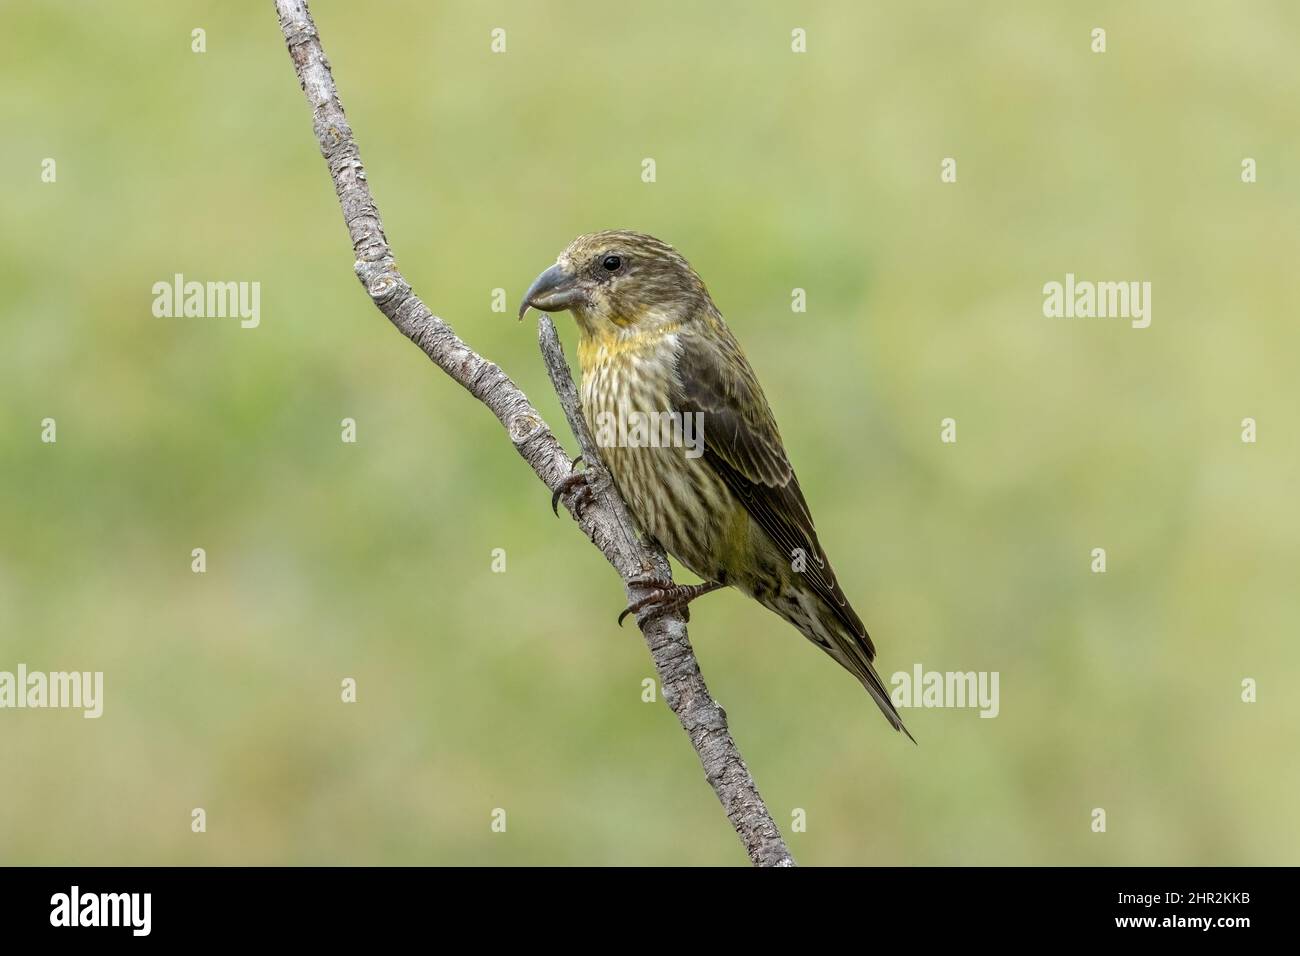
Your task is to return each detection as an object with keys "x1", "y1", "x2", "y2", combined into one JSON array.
[{"x1": 272, "y1": 0, "x2": 794, "y2": 867}]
